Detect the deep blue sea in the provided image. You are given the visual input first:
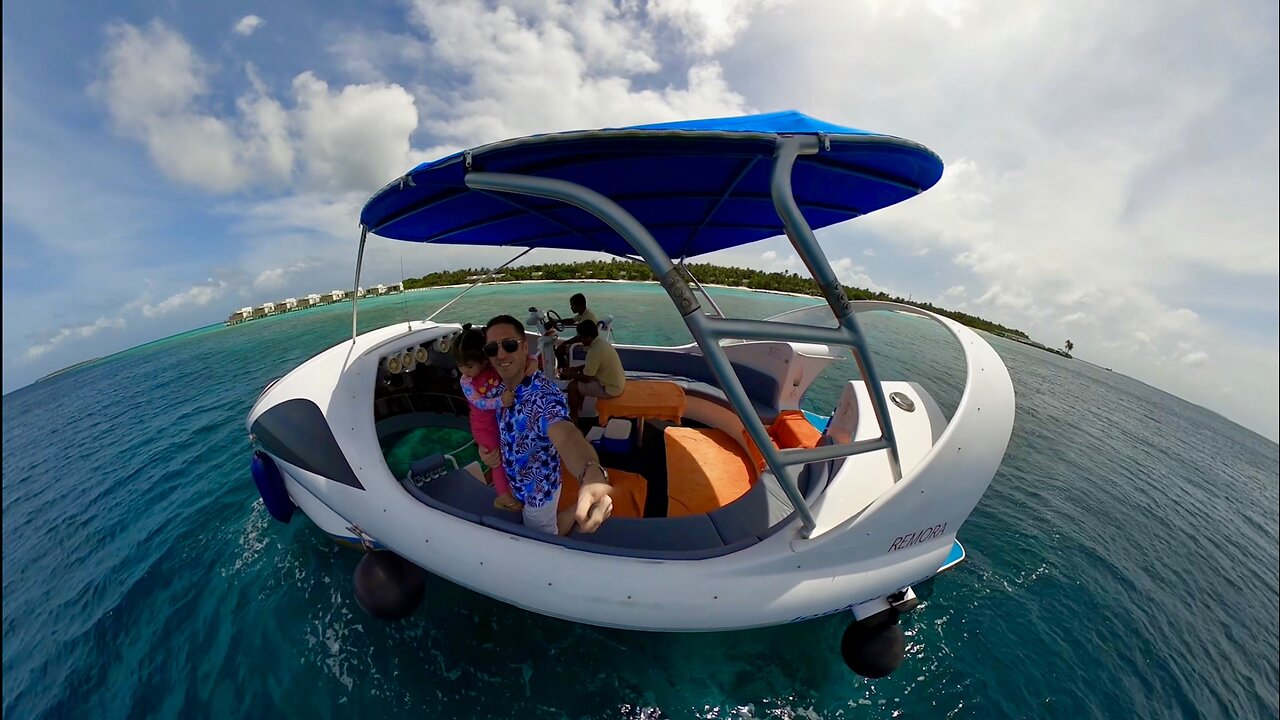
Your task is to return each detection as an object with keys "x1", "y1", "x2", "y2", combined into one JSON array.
[{"x1": 4, "y1": 282, "x2": 1277, "y2": 719}]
